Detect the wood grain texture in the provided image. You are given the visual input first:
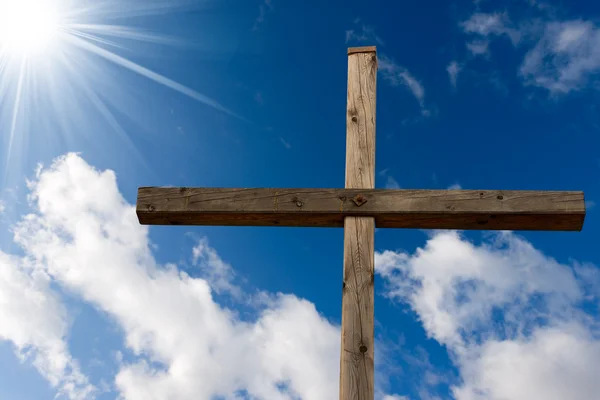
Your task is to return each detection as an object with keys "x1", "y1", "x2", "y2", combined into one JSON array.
[
  {"x1": 341, "y1": 216, "x2": 374, "y2": 400},
  {"x1": 136, "y1": 188, "x2": 586, "y2": 231},
  {"x1": 340, "y1": 47, "x2": 377, "y2": 400}
]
